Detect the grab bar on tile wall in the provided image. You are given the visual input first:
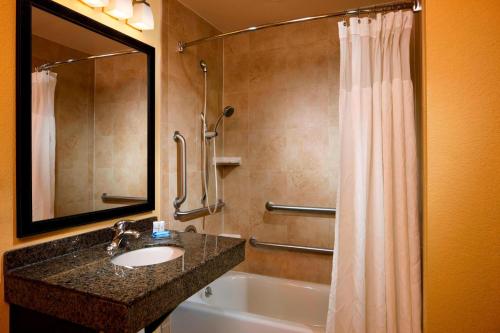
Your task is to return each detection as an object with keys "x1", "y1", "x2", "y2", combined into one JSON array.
[
  {"x1": 172, "y1": 130, "x2": 225, "y2": 221},
  {"x1": 101, "y1": 193, "x2": 147, "y2": 203},
  {"x1": 265, "y1": 202, "x2": 336, "y2": 216},
  {"x1": 174, "y1": 200, "x2": 225, "y2": 221},
  {"x1": 249, "y1": 236, "x2": 333, "y2": 255},
  {"x1": 173, "y1": 131, "x2": 187, "y2": 209}
]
